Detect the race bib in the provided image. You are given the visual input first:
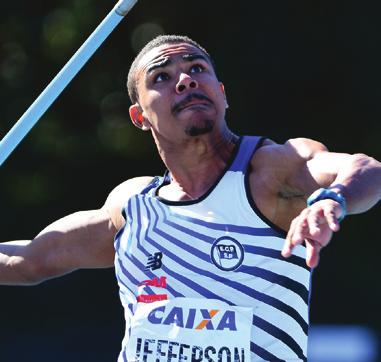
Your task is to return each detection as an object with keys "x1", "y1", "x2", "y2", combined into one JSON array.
[{"x1": 126, "y1": 298, "x2": 252, "y2": 362}]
